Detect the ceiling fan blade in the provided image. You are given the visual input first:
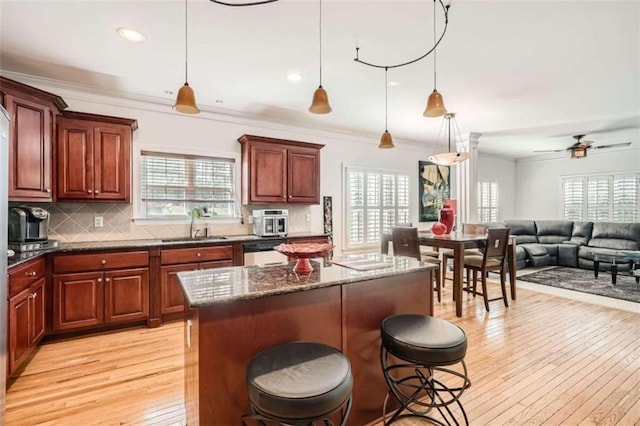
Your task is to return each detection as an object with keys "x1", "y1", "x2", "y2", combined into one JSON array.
[
  {"x1": 593, "y1": 142, "x2": 632, "y2": 149},
  {"x1": 533, "y1": 149, "x2": 566, "y2": 153}
]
